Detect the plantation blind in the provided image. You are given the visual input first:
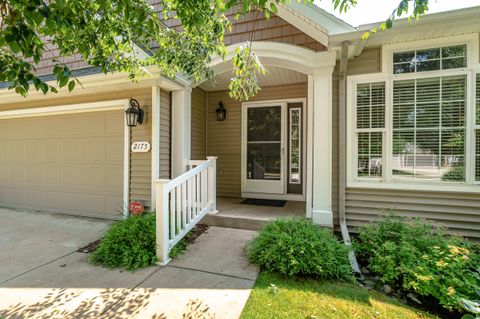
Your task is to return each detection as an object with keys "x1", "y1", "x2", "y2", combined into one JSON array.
[
  {"x1": 392, "y1": 75, "x2": 466, "y2": 182},
  {"x1": 356, "y1": 82, "x2": 385, "y2": 178},
  {"x1": 476, "y1": 73, "x2": 480, "y2": 181}
]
